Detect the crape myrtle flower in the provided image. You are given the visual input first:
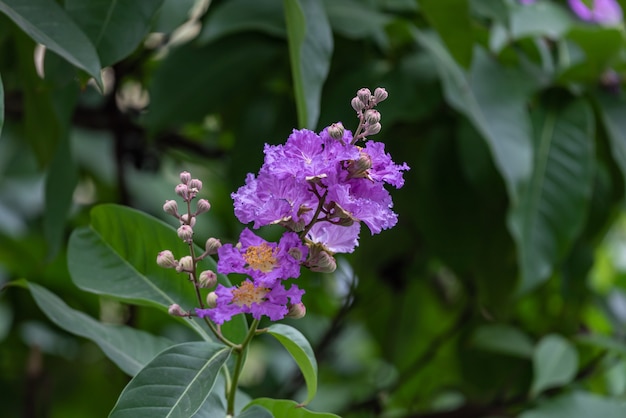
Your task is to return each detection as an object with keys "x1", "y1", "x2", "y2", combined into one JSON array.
[
  {"x1": 195, "y1": 279, "x2": 305, "y2": 325},
  {"x1": 568, "y1": 0, "x2": 623, "y2": 25},
  {"x1": 217, "y1": 228, "x2": 308, "y2": 287},
  {"x1": 231, "y1": 126, "x2": 409, "y2": 242}
]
